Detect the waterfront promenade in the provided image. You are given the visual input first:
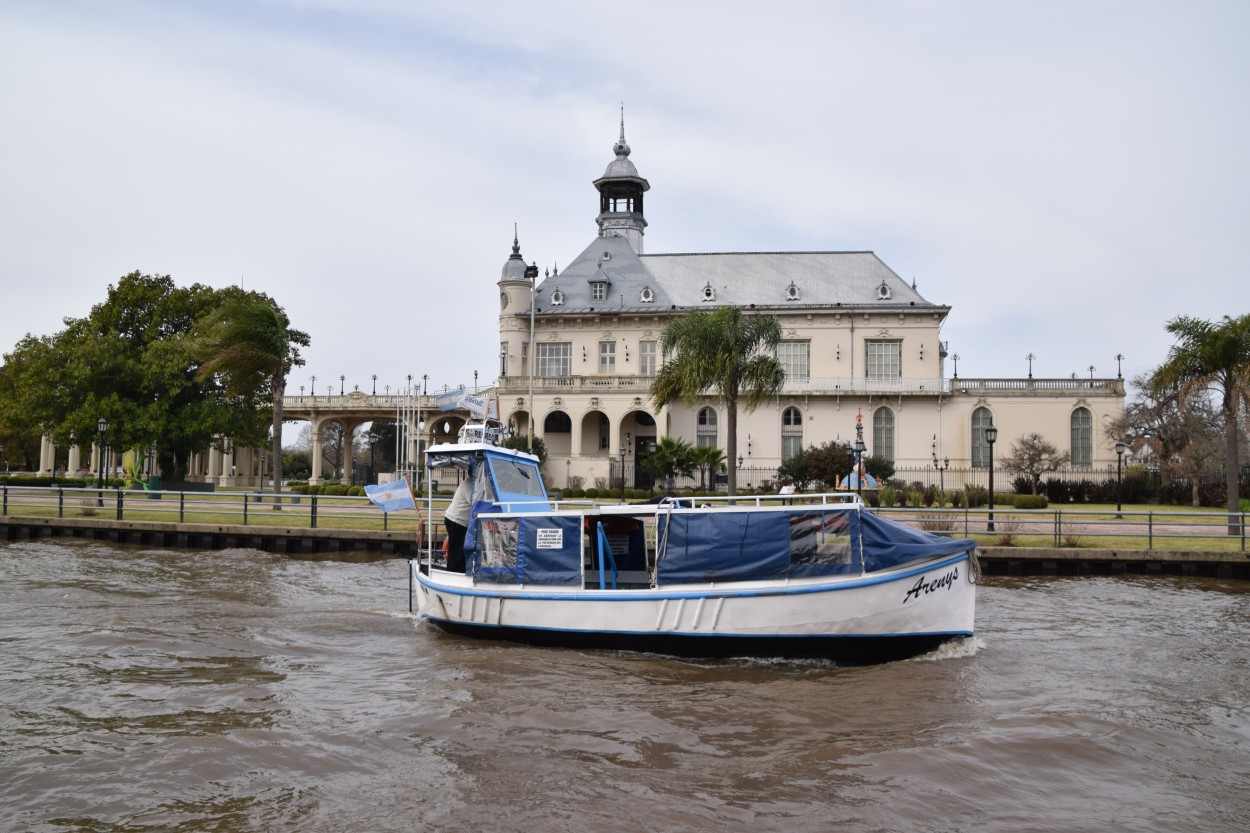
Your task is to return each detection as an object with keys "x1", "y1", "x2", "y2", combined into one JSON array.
[{"x1": 2, "y1": 484, "x2": 1247, "y2": 578}]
